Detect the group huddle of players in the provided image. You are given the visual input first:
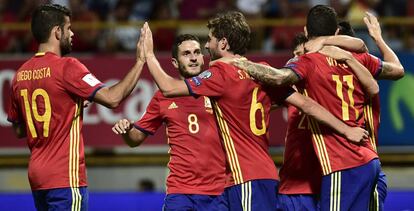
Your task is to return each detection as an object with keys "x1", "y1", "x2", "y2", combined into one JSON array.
[{"x1": 8, "y1": 3, "x2": 404, "y2": 211}]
